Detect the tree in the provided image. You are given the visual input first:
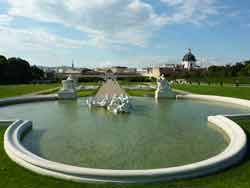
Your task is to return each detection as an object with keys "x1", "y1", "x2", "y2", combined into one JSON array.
[
  {"x1": 239, "y1": 63, "x2": 250, "y2": 76},
  {"x1": 230, "y1": 62, "x2": 244, "y2": 77},
  {"x1": 31, "y1": 66, "x2": 44, "y2": 80},
  {"x1": 0, "y1": 55, "x2": 47, "y2": 84},
  {"x1": 0, "y1": 55, "x2": 7, "y2": 64},
  {"x1": 2, "y1": 57, "x2": 32, "y2": 84},
  {"x1": 0, "y1": 55, "x2": 8, "y2": 83}
]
